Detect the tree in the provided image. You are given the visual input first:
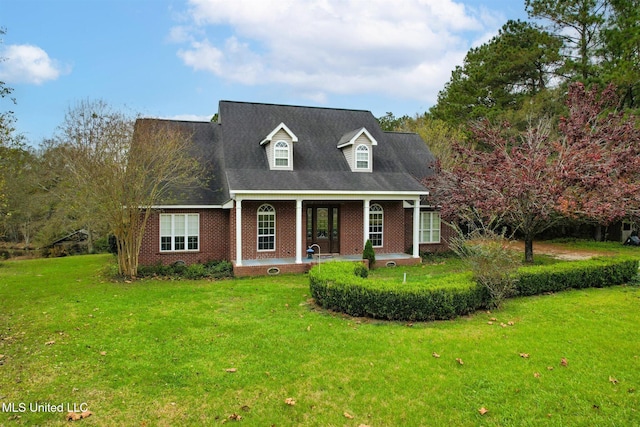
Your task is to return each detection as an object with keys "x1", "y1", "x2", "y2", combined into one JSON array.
[
  {"x1": 429, "y1": 116, "x2": 562, "y2": 263},
  {"x1": 55, "y1": 100, "x2": 206, "y2": 277},
  {"x1": 556, "y1": 83, "x2": 640, "y2": 229},
  {"x1": 430, "y1": 20, "x2": 562, "y2": 126},
  {"x1": 526, "y1": 0, "x2": 607, "y2": 82},
  {"x1": 599, "y1": 0, "x2": 640, "y2": 109}
]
